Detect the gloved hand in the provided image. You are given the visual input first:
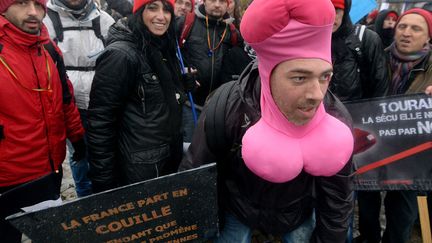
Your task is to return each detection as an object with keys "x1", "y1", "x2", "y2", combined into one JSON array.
[
  {"x1": 72, "y1": 139, "x2": 86, "y2": 161},
  {"x1": 182, "y1": 72, "x2": 197, "y2": 93}
]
